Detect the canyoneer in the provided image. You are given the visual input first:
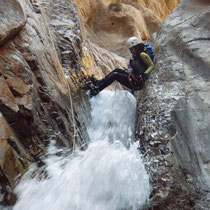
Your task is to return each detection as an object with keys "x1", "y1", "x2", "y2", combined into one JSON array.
[{"x1": 88, "y1": 36, "x2": 155, "y2": 97}]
